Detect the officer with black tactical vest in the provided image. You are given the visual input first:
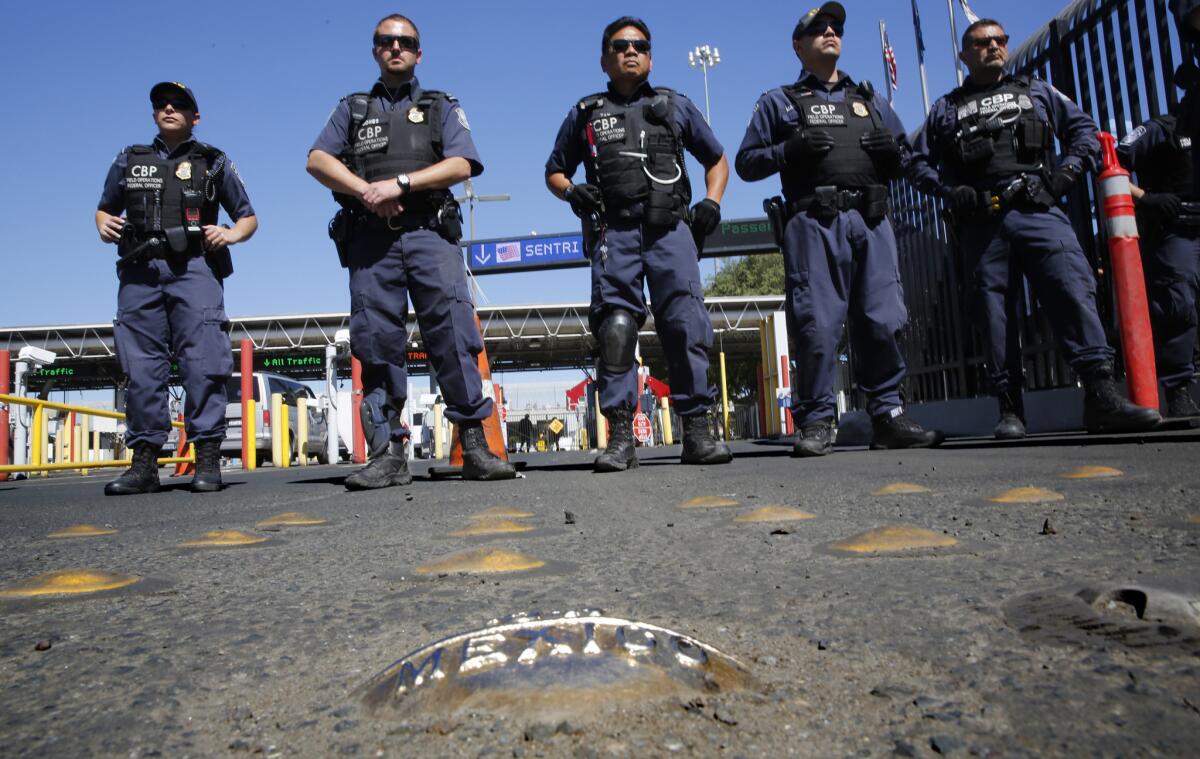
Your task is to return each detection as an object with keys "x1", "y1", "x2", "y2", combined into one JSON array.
[
  {"x1": 1118, "y1": 112, "x2": 1200, "y2": 418},
  {"x1": 545, "y1": 16, "x2": 733, "y2": 473},
  {"x1": 908, "y1": 18, "x2": 1161, "y2": 437},
  {"x1": 307, "y1": 14, "x2": 515, "y2": 488},
  {"x1": 1170, "y1": 1, "x2": 1200, "y2": 190},
  {"x1": 95, "y1": 82, "x2": 257, "y2": 495},
  {"x1": 735, "y1": 3, "x2": 943, "y2": 457}
]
